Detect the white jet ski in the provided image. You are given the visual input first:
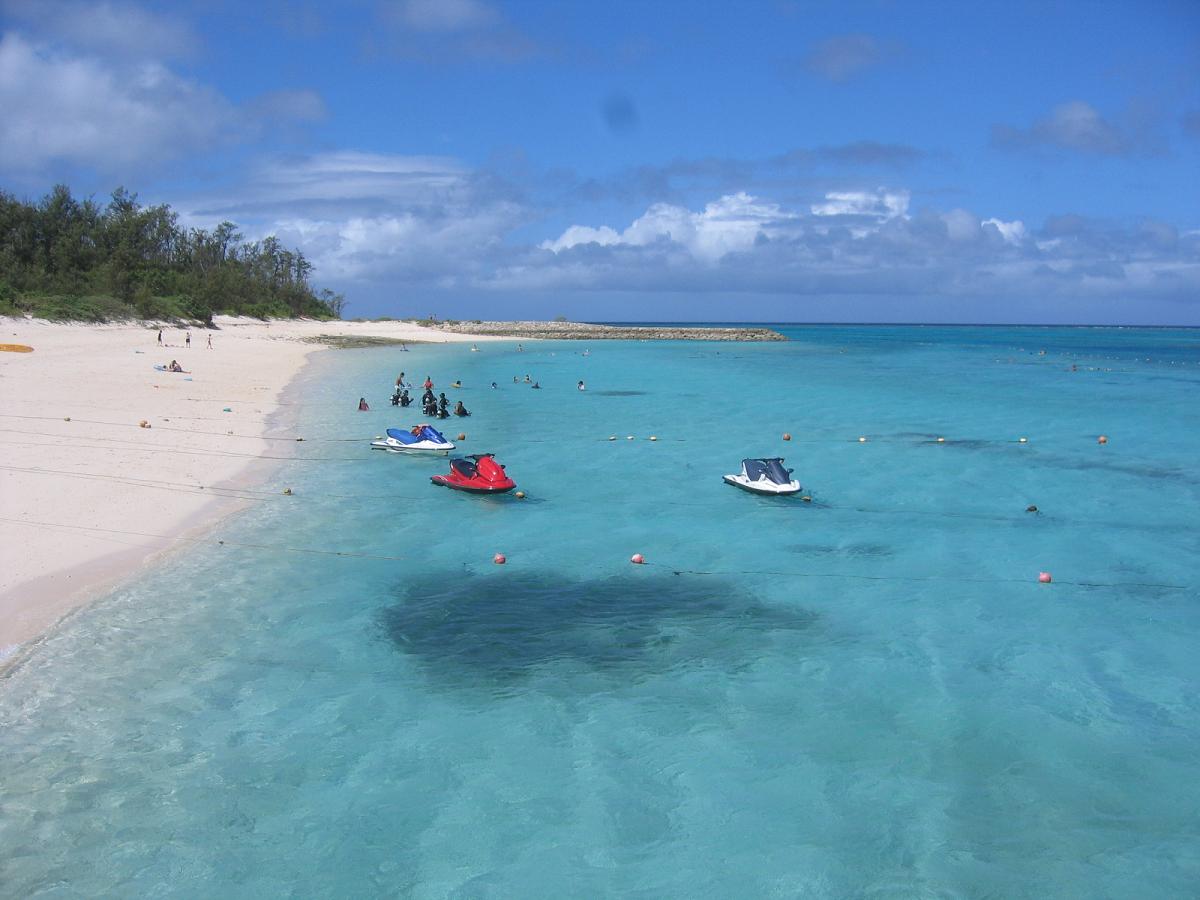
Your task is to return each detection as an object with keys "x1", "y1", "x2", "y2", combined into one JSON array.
[
  {"x1": 723, "y1": 457, "x2": 801, "y2": 495},
  {"x1": 371, "y1": 424, "x2": 456, "y2": 455}
]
